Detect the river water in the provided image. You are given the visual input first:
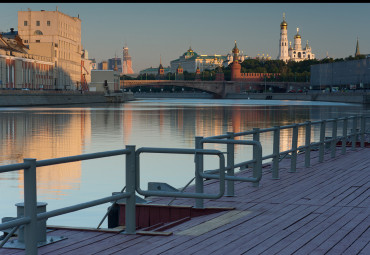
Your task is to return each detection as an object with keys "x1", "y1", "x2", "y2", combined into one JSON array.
[{"x1": 0, "y1": 98, "x2": 368, "y2": 228}]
